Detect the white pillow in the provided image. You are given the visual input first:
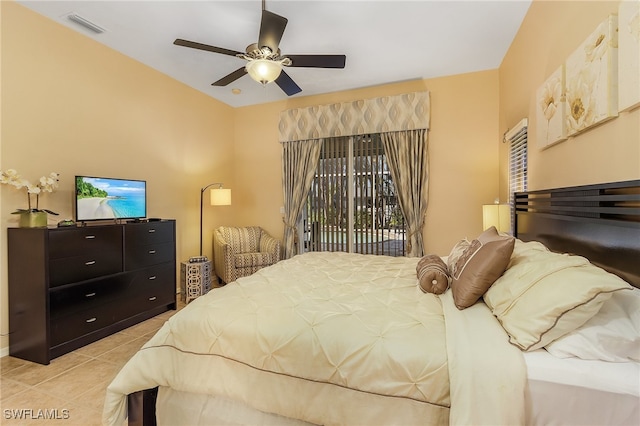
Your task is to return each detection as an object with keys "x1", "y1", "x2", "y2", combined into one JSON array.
[
  {"x1": 483, "y1": 239, "x2": 633, "y2": 351},
  {"x1": 545, "y1": 287, "x2": 640, "y2": 362}
]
